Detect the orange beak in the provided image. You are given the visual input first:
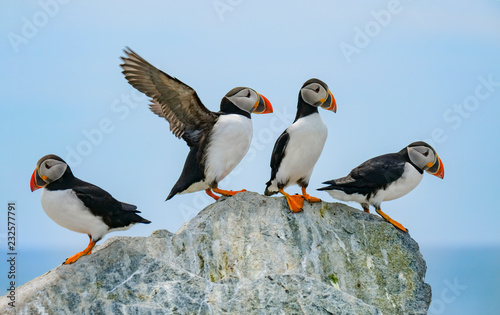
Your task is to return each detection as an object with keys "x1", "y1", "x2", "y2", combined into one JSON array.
[
  {"x1": 427, "y1": 156, "x2": 444, "y2": 179},
  {"x1": 30, "y1": 167, "x2": 45, "y2": 192},
  {"x1": 253, "y1": 94, "x2": 273, "y2": 114},
  {"x1": 320, "y1": 91, "x2": 337, "y2": 113}
]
